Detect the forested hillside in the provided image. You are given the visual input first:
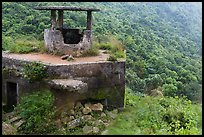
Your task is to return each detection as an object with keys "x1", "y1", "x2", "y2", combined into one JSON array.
[{"x1": 2, "y1": 2, "x2": 202, "y2": 101}]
